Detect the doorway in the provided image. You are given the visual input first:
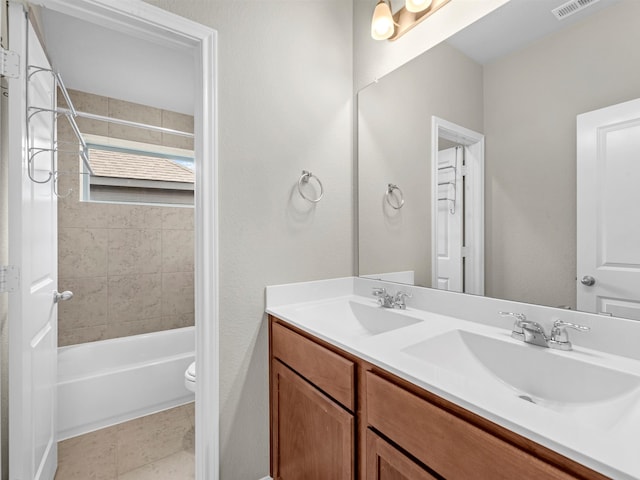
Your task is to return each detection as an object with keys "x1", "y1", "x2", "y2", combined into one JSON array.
[
  {"x1": 431, "y1": 116, "x2": 484, "y2": 295},
  {"x1": 3, "y1": 1, "x2": 218, "y2": 479}
]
